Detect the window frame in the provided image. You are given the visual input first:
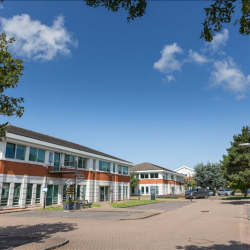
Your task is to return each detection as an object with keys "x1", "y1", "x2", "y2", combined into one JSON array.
[{"x1": 5, "y1": 143, "x2": 26, "y2": 161}]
